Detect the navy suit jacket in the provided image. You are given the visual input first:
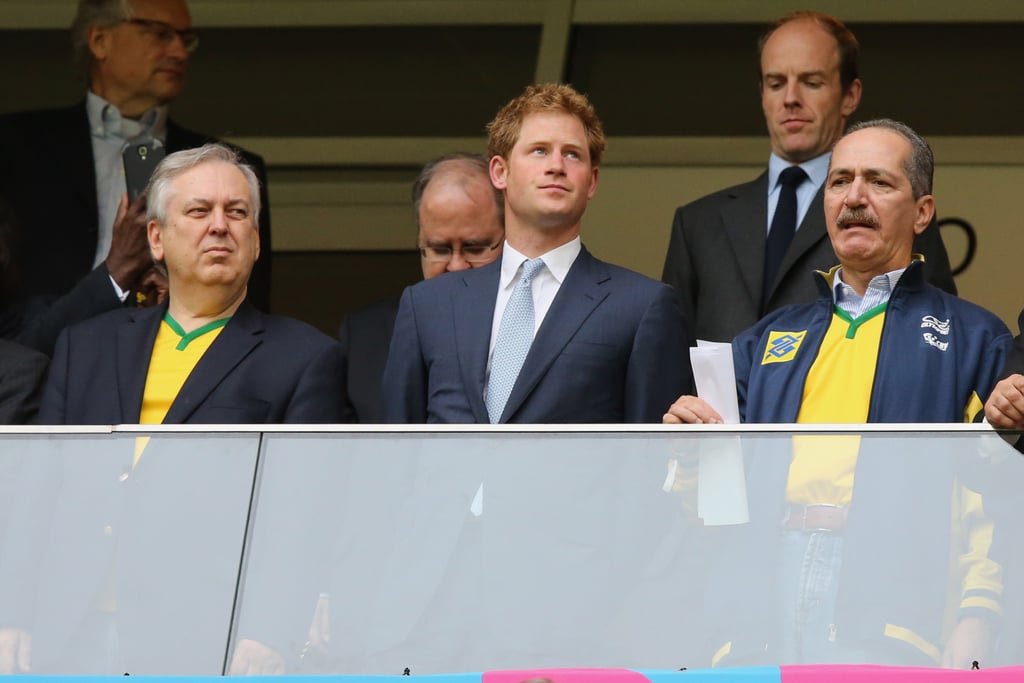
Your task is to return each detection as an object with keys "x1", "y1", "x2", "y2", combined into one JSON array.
[
  {"x1": 662, "y1": 171, "x2": 957, "y2": 343},
  {"x1": 40, "y1": 301, "x2": 345, "y2": 425},
  {"x1": 0, "y1": 102, "x2": 273, "y2": 355},
  {"x1": 381, "y1": 246, "x2": 694, "y2": 424}
]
